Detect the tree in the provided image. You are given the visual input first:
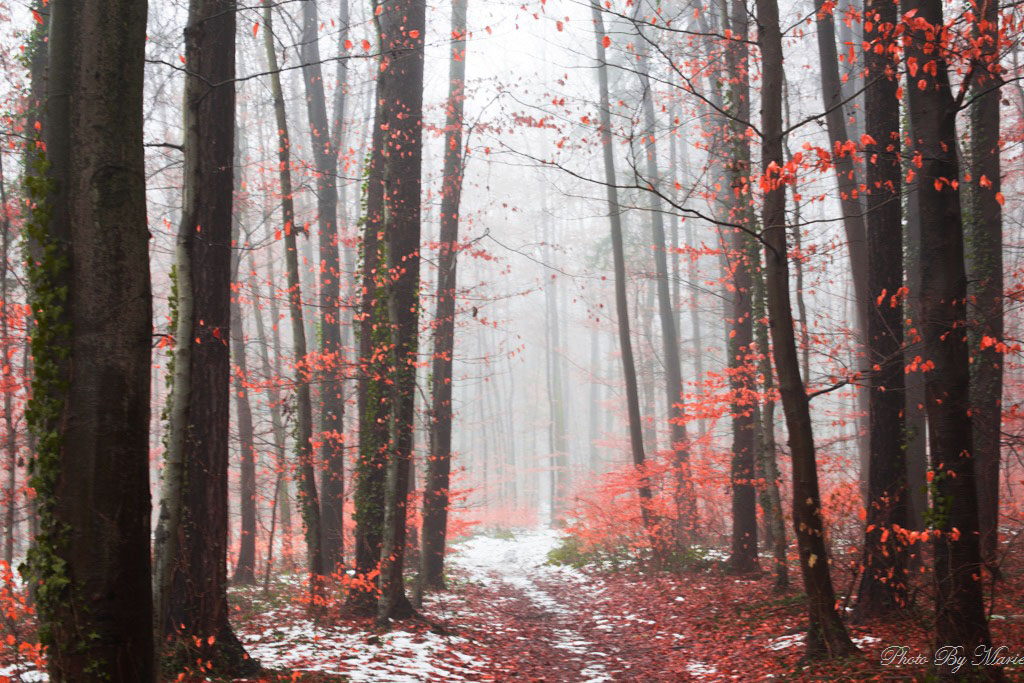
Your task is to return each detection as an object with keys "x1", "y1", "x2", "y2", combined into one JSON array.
[
  {"x1": 633, "y1": 8, "x2": 692, "y2": 544},
  {"x1": 756, "y1": 0, "x2": 857, "y2": 656},
  {"x1": 421, "y1": 0, "x2": 469, "y2": 592},
  {"x1": 261, "y1": 0, "x2": 325, "y2": 592},
  {"x1": 722, "y1": 0, "x2": 759, "y2": 574},
  {"x1": 376, "y1": 0, "x2": 427, "y2": 623},
  {"x1": 591, "y1": 0, "x2": 659, "y2": 554},
  {"x1": 154, "y1": 0, "x2": 256, "y2": 671},
  {"x1": 967, "y1": 0, "x2": 1004, "y2": 576},
  {"x1": 24, "y1": 0, "x2": 153, "y2": 677},
  {"x1": 856, "y1": 0, "x2": 907, "y2": 616},
  {"x1": 903, "y1": 0, "x2": 1002, "y2": 672},
  {"x1": 298, "y1": 0, "x2": 346, "y2": 574}
]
